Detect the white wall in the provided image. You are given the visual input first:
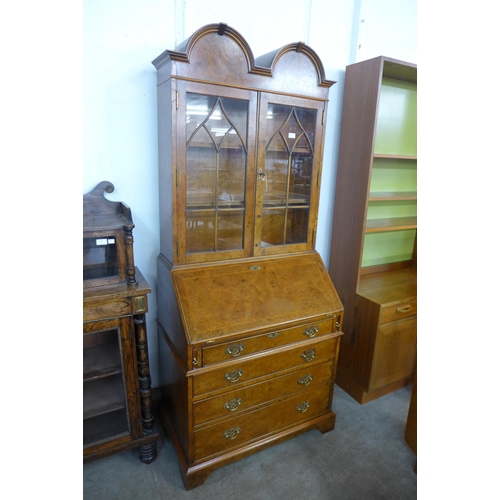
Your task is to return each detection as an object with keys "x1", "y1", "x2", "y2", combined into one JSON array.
[{"x1": 83, "y1": 0, "x2": 417, "y2": 387}]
